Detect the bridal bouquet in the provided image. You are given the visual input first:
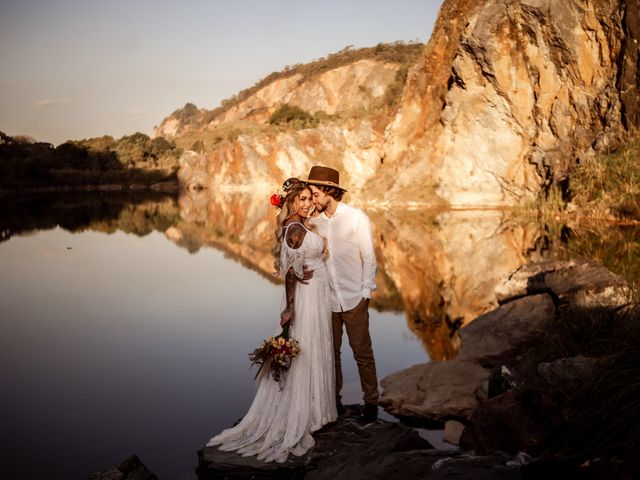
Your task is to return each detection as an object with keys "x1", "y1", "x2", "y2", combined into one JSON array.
[{"x1": 249, "y1": 324, "x2": 301, "y2": 385}]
